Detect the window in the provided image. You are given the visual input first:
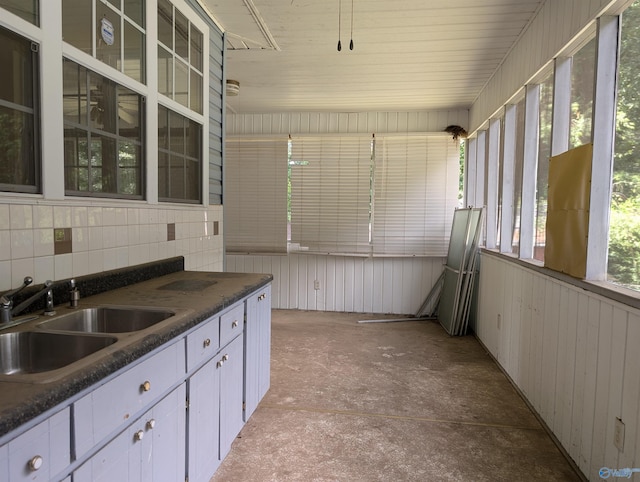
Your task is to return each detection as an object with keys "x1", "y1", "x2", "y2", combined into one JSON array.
[
  {"x1": 372, "y1": 135, "x2": 459, "y2": 256},
  {"x1": 511, "y1": 98, "x2": 526, "y2": 255},
  {"x1": 569, "y1": 38, "x2": 596, "y2": 149},
  {"x1": 534, "y1": 74, "x2": 553, "y2": 261},
  {"x1": 0, "y1": 26, "x2": 40, "y2": 193},
  {"x1": 63, "y1": 58, "x2": 144, "y2": 198},
  {"x1": 0, "y1": 0, "x2": 38, "y2": 25},
  {"x1": 62, "y1": 0, "x2": 146, "y2": 83},
  {"x1": 157, "y1": 0, "x2": 203, "y2": 114},
  {"x1": 290, "y1": 136, "x2": 372, "y2": 254},
  {"x1": 225, "y1": 138, "x2": 288, "y2": 253},
  {"x1": 609, "y1": 0, "x2": 640, "y2": 291},
  {"x1": 158, "y1": 105, "x2": 202, "y2": 203}
]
